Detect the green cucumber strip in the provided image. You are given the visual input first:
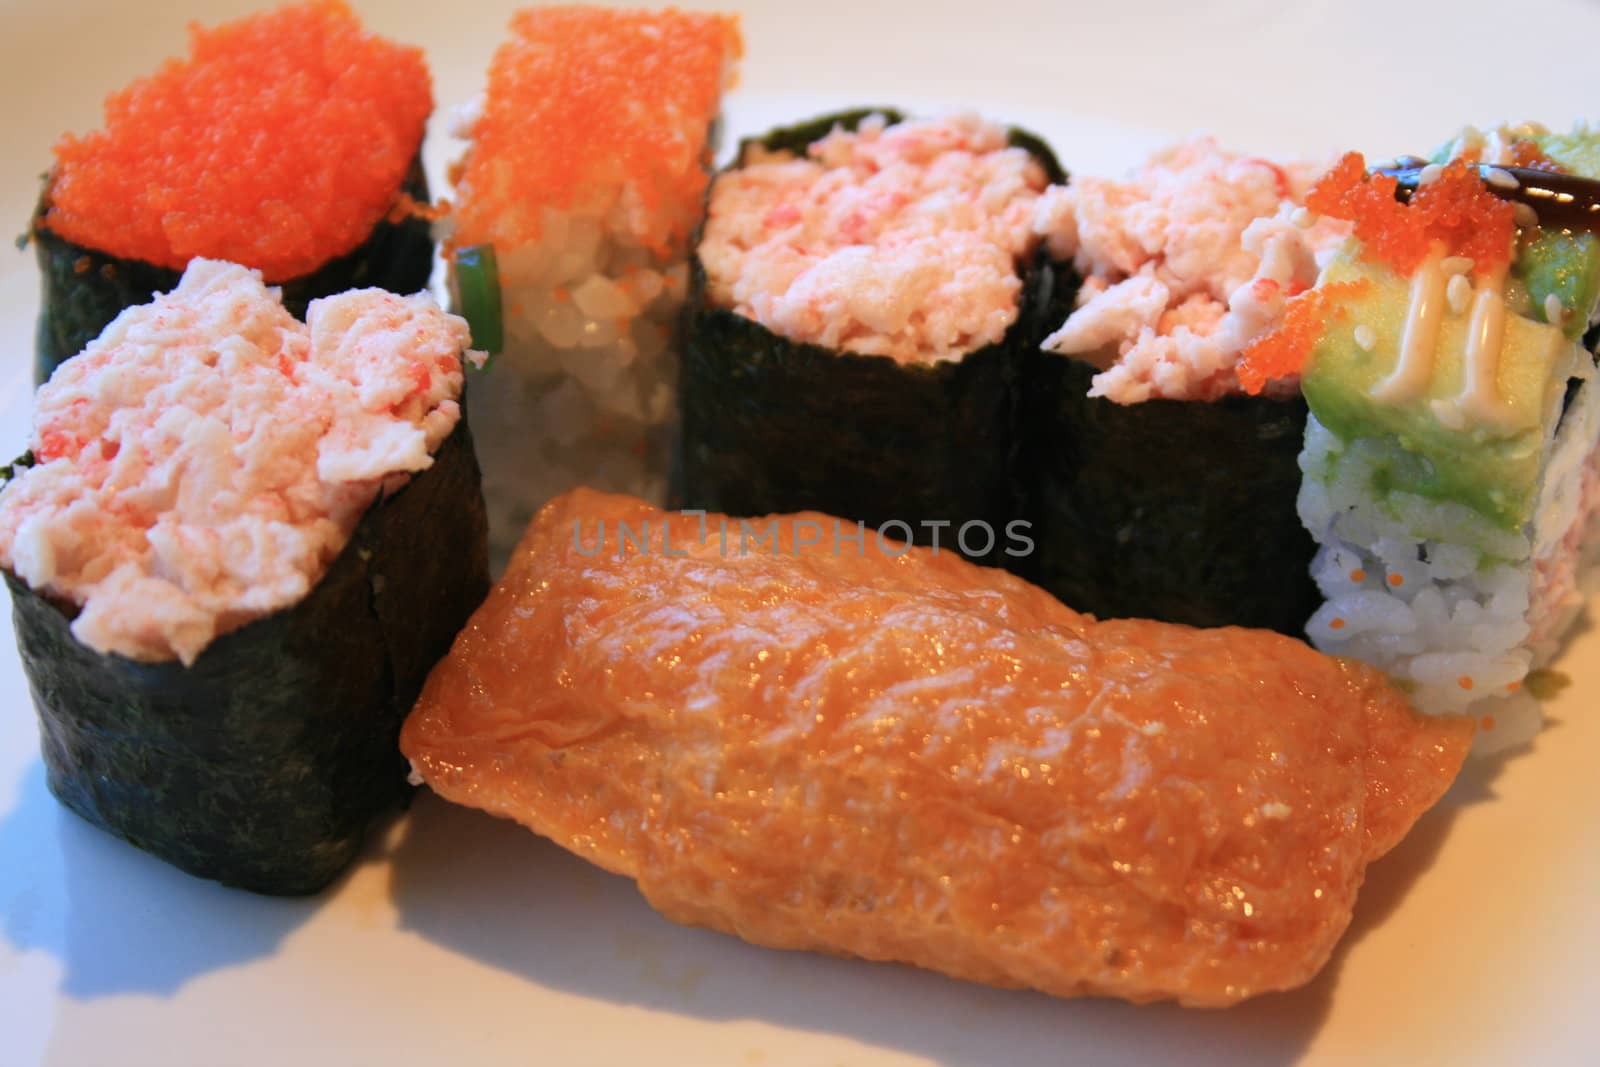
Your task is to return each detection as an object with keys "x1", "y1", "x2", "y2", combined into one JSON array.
[{"x1": 455, "y1": 244, "x2": 504, "y2": 360}]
